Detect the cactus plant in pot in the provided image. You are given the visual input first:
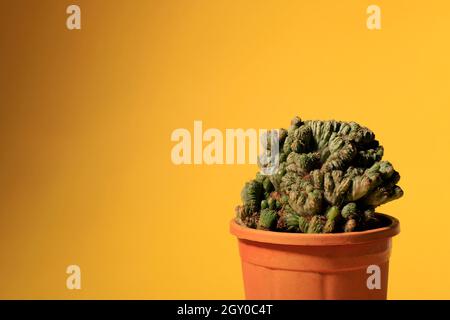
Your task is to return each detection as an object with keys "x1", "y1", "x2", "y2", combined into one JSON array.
[{"x1": 230, "y1": 117, "x2": 403, "y2": 300}]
